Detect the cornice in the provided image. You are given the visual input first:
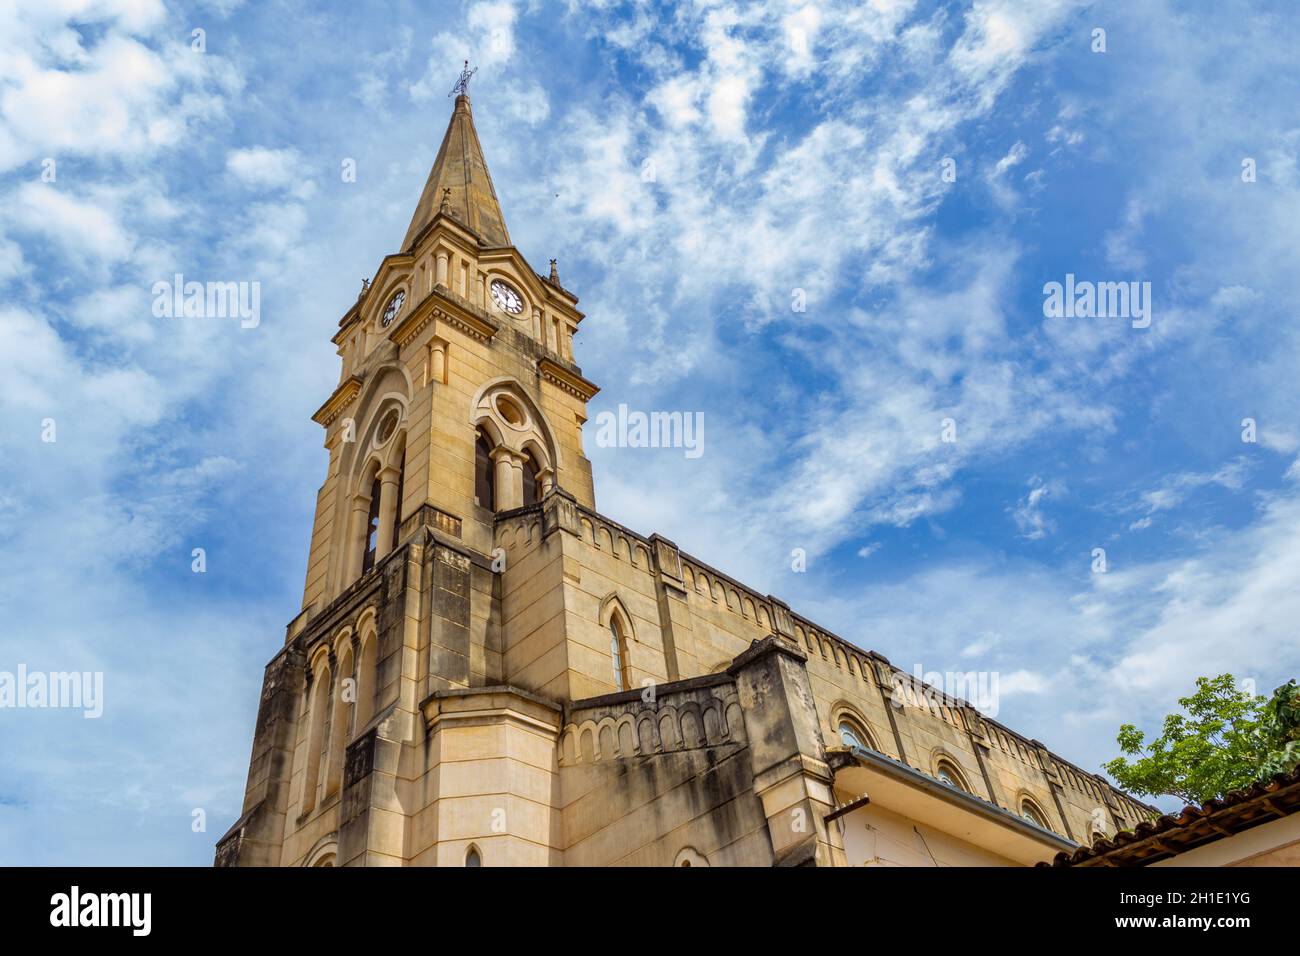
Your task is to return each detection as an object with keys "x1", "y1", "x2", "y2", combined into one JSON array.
[
  {"x1": 311, "y1": 375, "x2": 363, "y2": 427},
  {"x1": 538, "y1": 357, "x2": 599, "y2": 401},
  {"x1": 387, "y1": 286, "x2": 499, "y2": 347},
  {"x1": 387, "y1": 293, "x2": 438, "y2": 347}
]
